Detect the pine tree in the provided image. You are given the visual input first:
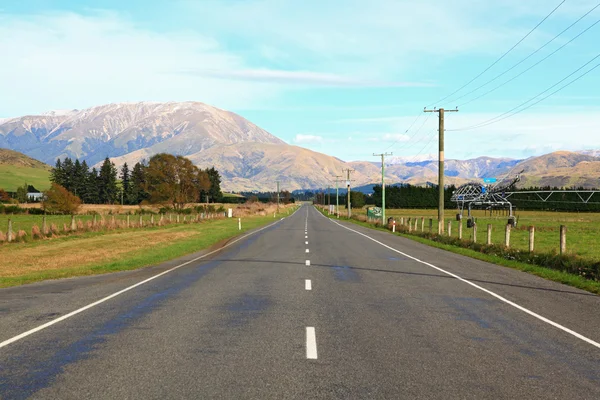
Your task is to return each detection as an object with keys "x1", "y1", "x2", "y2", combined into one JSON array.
[
  {"x1": 98, "y1": 157, "x2": 118, "y2": 204},
  {"x1": 129, "y1": 162, "x2": 148, "y2": 204},
  {"x1": 50, "y1": 159, "x2": 65, "y2": 187},
  {"x1": 61, "y1": 157, "x2": 74, "y2": 193},
  {"x1": 120, "y1": 163, "x2": 131, "y2": 205},
  {"x1": 86, "y1": 168, "x2": 100, "y2": 204},
  {"x1": 206, "y1": 167, "x2": 223, "y2": 203}
]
